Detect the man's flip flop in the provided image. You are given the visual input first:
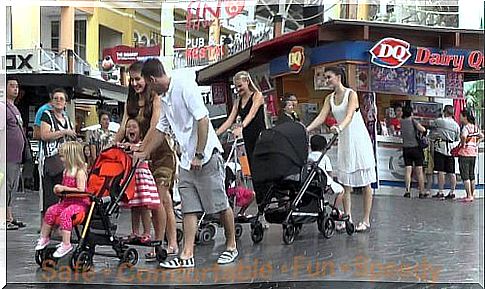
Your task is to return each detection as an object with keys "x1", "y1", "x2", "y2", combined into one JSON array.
[{"x1": 217, "y1": 249, "x2": 239, "y2": 265}]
